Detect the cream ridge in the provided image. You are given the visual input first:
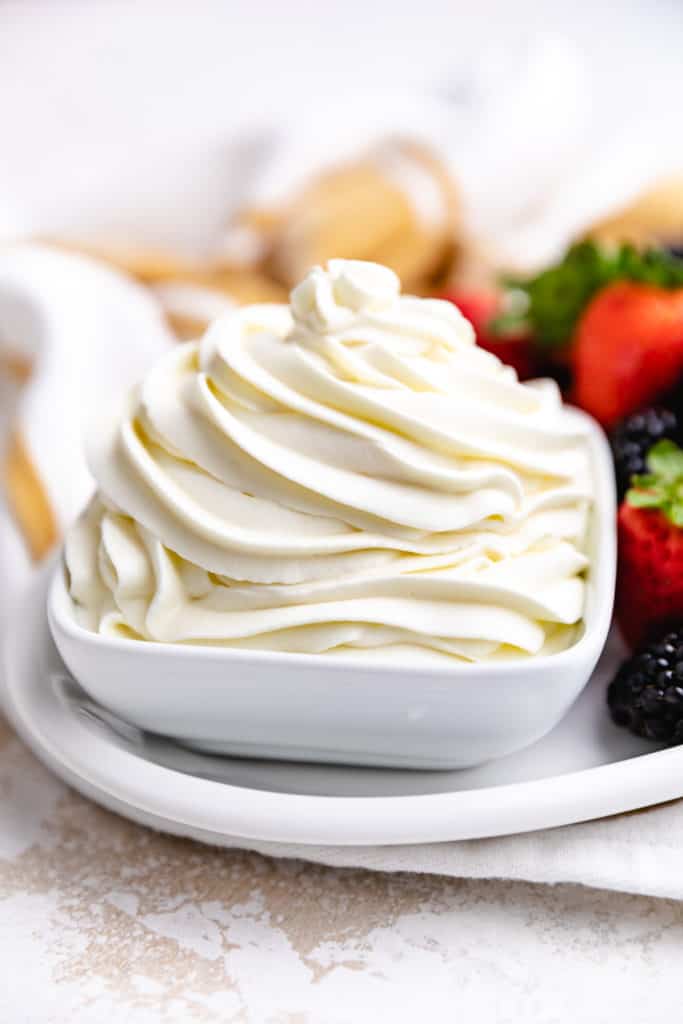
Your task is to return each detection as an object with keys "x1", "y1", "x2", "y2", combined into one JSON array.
[{"x1": 65, "y1": 259, "x2": 594, "y2": 662}]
